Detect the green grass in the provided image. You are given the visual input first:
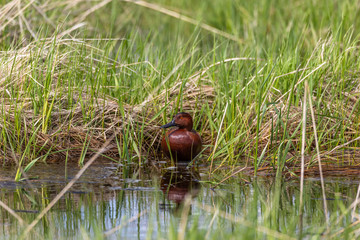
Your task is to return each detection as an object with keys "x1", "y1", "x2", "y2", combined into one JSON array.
[
  {"x1": 1, "y1": 1, "x2": 360, "y2": 238},
  {"x1": 0, "y1": 0, "x2": 359, "y2": 174},
  {"x1": 2, "y1": 1, "x2": 360, "y2": 238}
]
